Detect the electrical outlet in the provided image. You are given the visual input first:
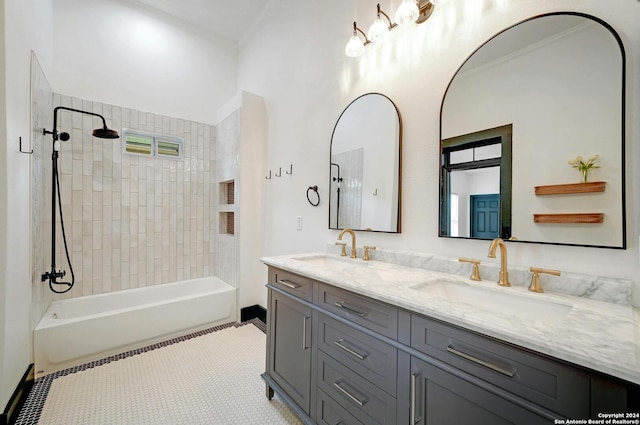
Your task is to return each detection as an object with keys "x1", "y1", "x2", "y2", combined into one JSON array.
[{"x1": 296, "y1": 216, "x2": 303, "y2": 230}]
